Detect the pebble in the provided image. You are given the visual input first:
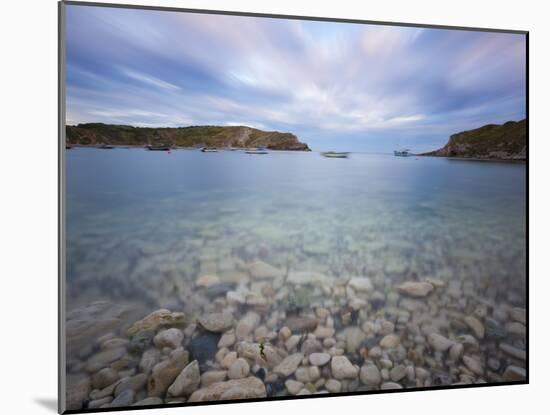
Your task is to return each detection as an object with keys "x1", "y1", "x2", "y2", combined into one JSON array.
[
  {"x1": 198, "y1": 312, "x2": 234, "y2": 333},
  {"x1": 206, "y1": 282, "x2": 236, "y2": 298},
  {"x1": 396, "y1": 281, "x2": 434, "y2": 297},
  {"x1": 509, "y1": 307, "x2": 526, "y2": 325},
  {"x1": 110, "y1": 389, "x2": 135, "y2": 407},
  {"x1": 287, "y1": 271, "x2": 329, "y2": 285},
  {"x1": 279, "y1": 326, "x2": 292, "y2": 340},
  {"x1": 464, "y1": 316, "x2": 485, "y2": 339},
  {"x1": 228, "y1": 358, "x2": 250, "y2": 379},
  {"x1": 188, "y1": 377, "x2": 267, "y2": 401},
  {"x1": 139, "y1": 348, "x2": 161, "y2": 375},
  {"x1": 66, "y1": 374, "x2": 91, "y2": 410},
  {"x1": 380, "y1": 334, "x2": 400, "y2": 349},
  {"x1": 132, "y1": 397, "x2": 163, "y2": 406},
  {"x1": 462, "y1": 356, "x2": 483, "y2": 376},
  {"x1": 390, "y1": 365, "x2": 407, "y2": 382},
  {"x1": 92, "y1": 367, "x2": 119, "y2": 390},
  {"x1": 285, "y1": 316, "x2": 319, "y2": 332},
  {"x1": 344, "y1": 327, "x2": 367, "y2": 353},
  {"x1": 189, "y1": 333, "x2": 220, "y2": 368},
  {"x1": 147, "y1": 348, "x2": 189, "y2": 397},
  {"x1": 247, "y1": 260, "x2": 285, "y2": 279},
  {"x1": 347, "y1": 277, "x2": 374, "y2": 292},
  {"x1": 295, "y1": 366, "x2": 321, "y2": 383},
  {"x1": 154, "y1": 328, "x2": 184, "y2": 349},
  {"x1": 314, "y1": 326, "x2": 335, "y2": 339},
  {"x1": 221, "y1": 351, "x2": 238, "y2": 369},
  {"x1": 218, "y1": 331, "x2": 236, "y2": 348},
  {"x1": 167, "y1": 360, "x2": 201, "y2": 397},
  {"x1": 499, "y1": 343, "x2": 526, "y2": 360},
  {"x1": 114, "y1": 373, "x2": 147, "y2": 397},
  {"x1": 200, "y1": 370, "x2": 227, "y2": 387},
  {"x1": 331, "y1": 355, "x2": 358, "y2": 379},
  {"x1": 127, "y1": 309, "x2": 185, "y2": 337},
  {"x1": 236, "y1": 312, "x2": 261, "y2": 340},
  {"x1": 360, "y1": 364, "x2": 381, "y2": 387},
  {"x1": 325, "y1": 379, "x2": 342, "y2": 393},
  {"x1": 196, "y1": 274, "x2": 220, "y2": 288},
  {"x1": 380, "y1": 382, "x2": 403, "y2": 390},
  {"x1": 309, "y1": 352, "x2": 331, "y2": 366},
  {"x1": 449, "y1": 343, "x2": 464, "y2": 361},
  {"x1": 506, "y1": 322, "x2": 526, "y2": 336},
  {"x1": 428, "y1": 333, "x2": 455, "y2": 352},
  {"x1": 502, "y1": 365, "x2": 526, "y2": 381},
  {"x1": 88, "y1": 397, "x2": 113, "y2": 409},
  {"x1": 273, "y1": 353, "x2": 304, "y2": 376},
  {"x1": 85, "y1": 347, "x2": 126, "y2": 373},
  {"x1": 285, "y1": 379, "x2": 304, "y2": 395},
  {"x1": 226, "y1": 291, "x2": 246, "y2": 305}
]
